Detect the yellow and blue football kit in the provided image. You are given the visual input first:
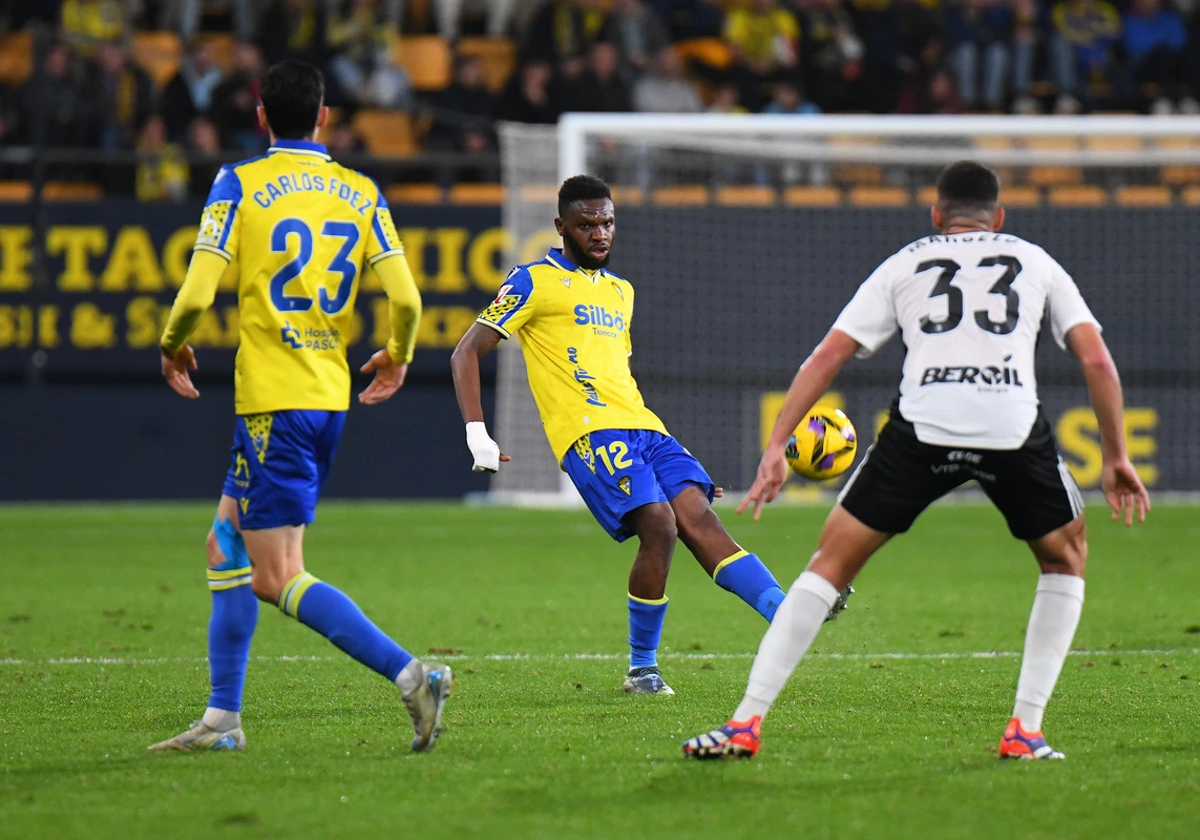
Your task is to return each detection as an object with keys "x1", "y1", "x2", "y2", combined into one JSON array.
[
  {"x1": 161, "y1": 138, "x2": 421, "y2": 529},
  {"x1": 477, "y1": 248, "x2": 713, "y2": 541}
]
